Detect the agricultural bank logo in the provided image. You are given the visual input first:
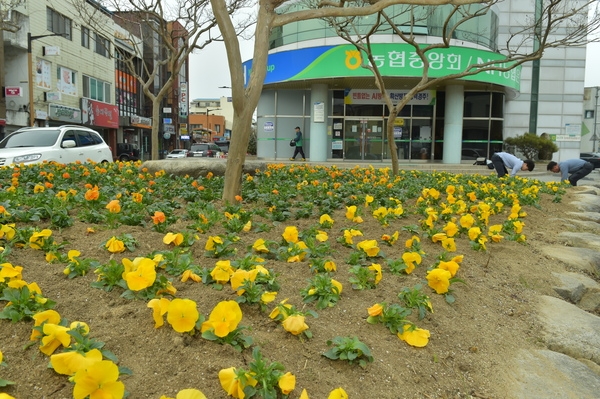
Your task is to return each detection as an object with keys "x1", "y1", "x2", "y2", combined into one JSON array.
[{"x1": 345, "y1": 50, "x2": 362, "y2": 70}]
